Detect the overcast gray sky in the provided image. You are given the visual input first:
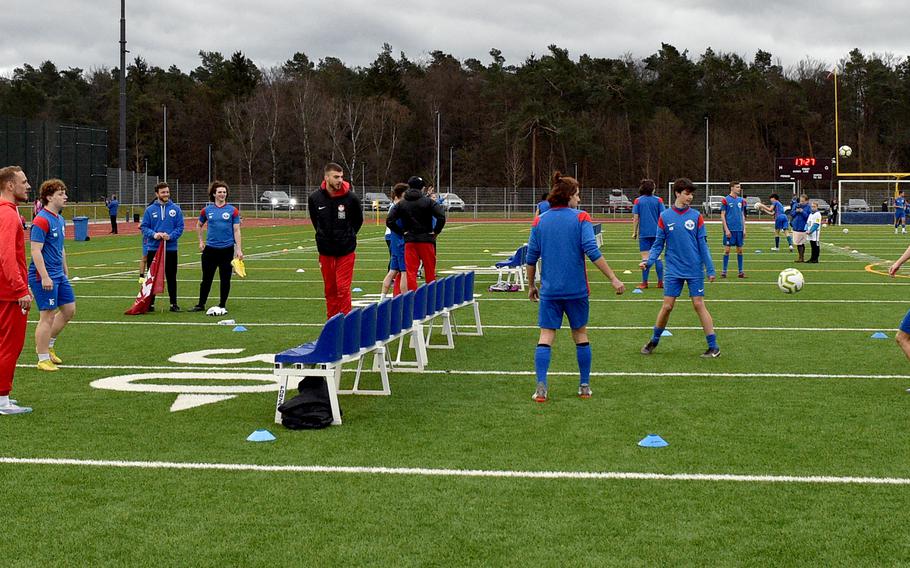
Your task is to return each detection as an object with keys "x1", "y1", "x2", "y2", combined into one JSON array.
[{"x1": 2, "y1": 0, "x2": 906, "y2": 76}]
